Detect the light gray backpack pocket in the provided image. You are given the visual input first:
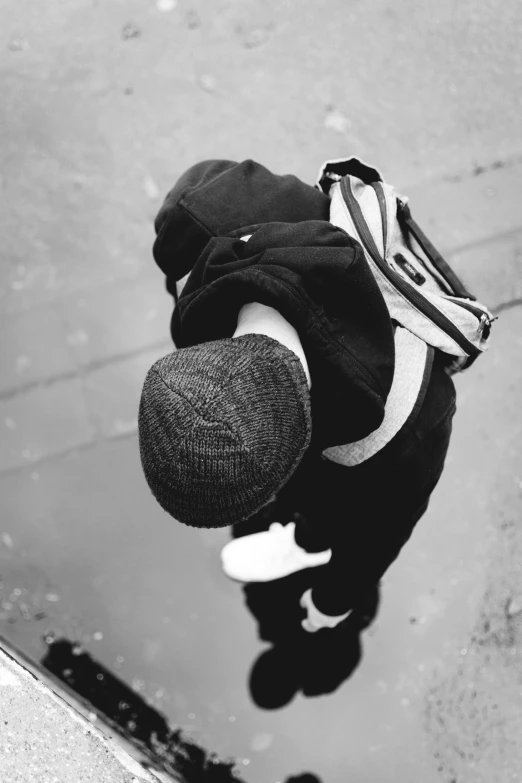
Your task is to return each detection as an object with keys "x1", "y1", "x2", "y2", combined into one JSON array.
[{"x1": 317, "y1": 157, "x2": 495, "y2": 374}]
